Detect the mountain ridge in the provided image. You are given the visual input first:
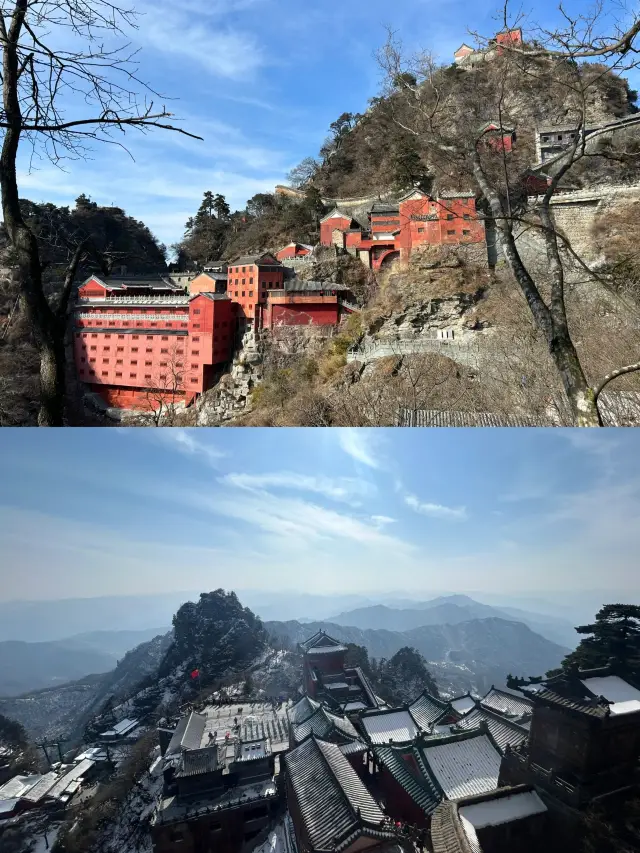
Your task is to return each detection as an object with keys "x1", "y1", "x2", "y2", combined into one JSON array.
[{"x1": 327, "y1": 596, "x2": 578, "y2": 648}]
